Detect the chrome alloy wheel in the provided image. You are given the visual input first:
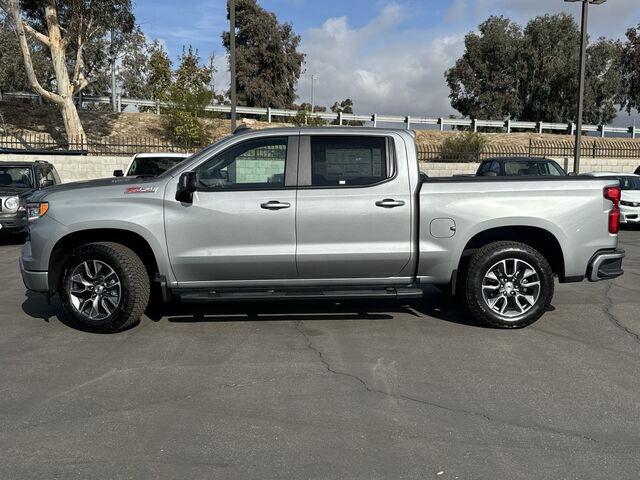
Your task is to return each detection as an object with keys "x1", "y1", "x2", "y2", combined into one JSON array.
[
  {"x1": 481, "y1": 258, "x2": 541, "y2": 320},
  {"x1": 68, "y1": 260, "x2": 122, "y2": 321}
]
